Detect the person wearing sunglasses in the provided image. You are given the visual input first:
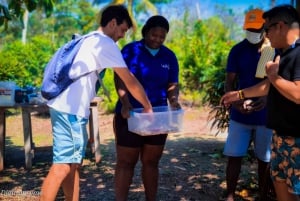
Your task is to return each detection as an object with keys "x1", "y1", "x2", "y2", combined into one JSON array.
[{"x1": 221, "y1": 5, "x2": 300, "y2": 201}]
